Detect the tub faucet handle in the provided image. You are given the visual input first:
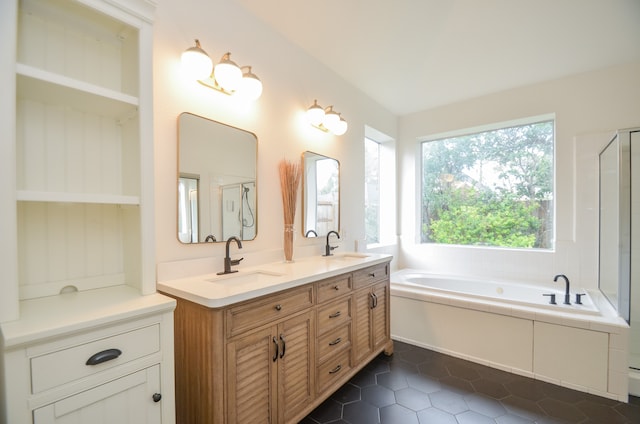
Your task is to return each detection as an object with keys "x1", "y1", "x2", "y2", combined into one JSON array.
[
  {"x1": 543, "y1": 293, "x2": 557, "y2": 305},
  {"x1": 575, "y1": 293, "x2": 586, "y2": 305}
]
